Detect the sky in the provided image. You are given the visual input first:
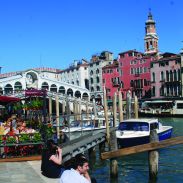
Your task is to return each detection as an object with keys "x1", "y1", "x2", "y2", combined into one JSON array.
[{"x1": 0, "y1": 0, "x2": 183, "y2": 73}]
